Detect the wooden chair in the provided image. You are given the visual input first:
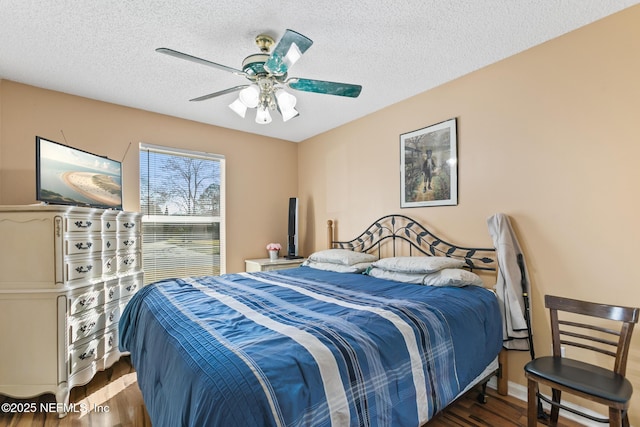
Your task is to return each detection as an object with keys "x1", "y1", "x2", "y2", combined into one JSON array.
[{"x1": 524, "y1": 295, "x2": 639, "y2": 427}]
